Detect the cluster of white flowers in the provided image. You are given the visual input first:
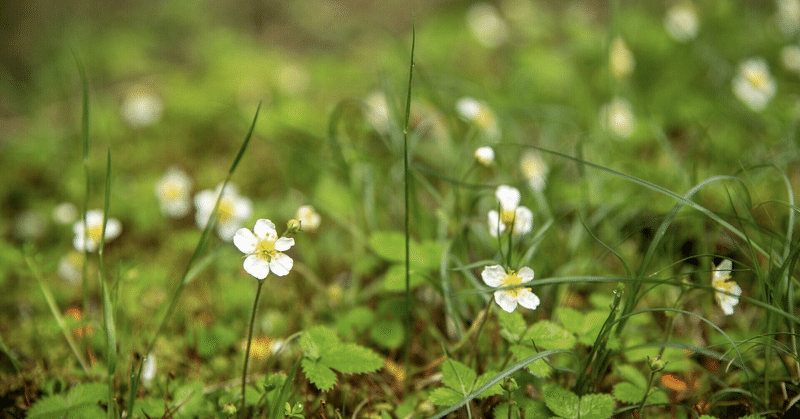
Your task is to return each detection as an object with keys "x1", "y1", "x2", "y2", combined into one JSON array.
[{"x1": 488, "y1": 185, "x2": 533, "y2": 237}]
